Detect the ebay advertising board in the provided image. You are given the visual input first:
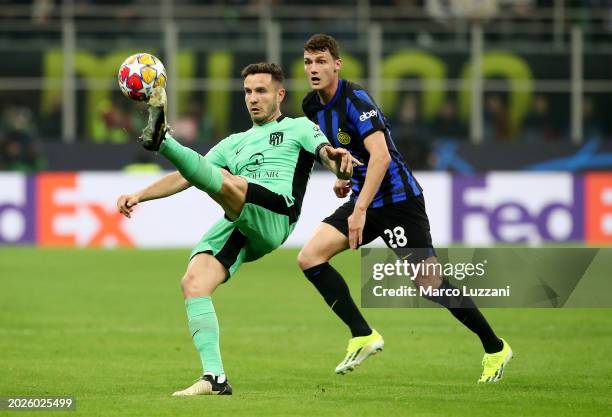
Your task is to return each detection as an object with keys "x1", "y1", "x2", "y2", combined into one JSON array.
[{"x1": 1, "y1": 172, "x2": 611, "y2": 247}]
